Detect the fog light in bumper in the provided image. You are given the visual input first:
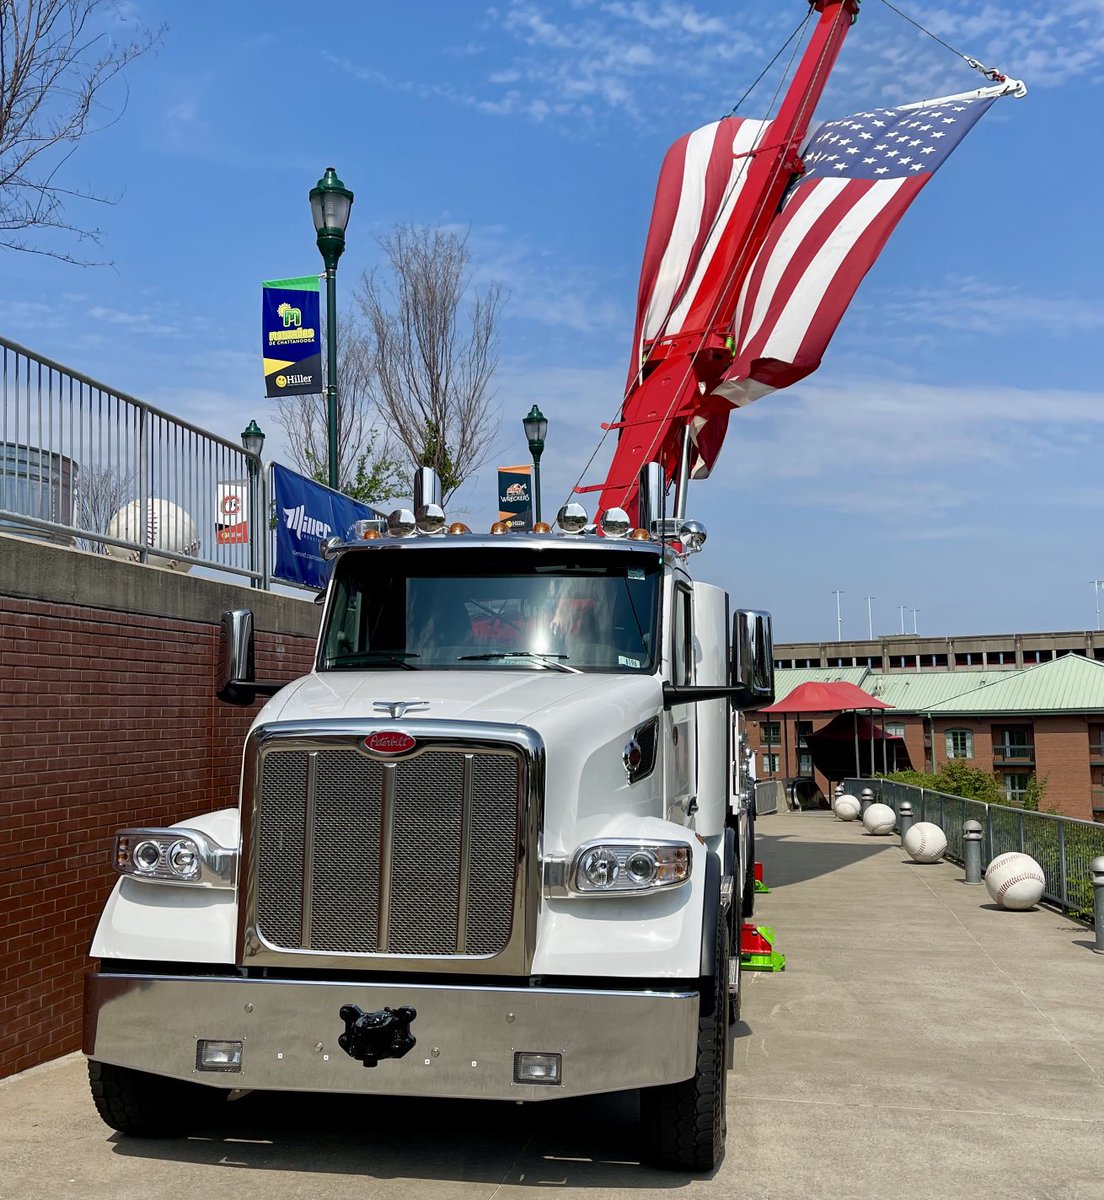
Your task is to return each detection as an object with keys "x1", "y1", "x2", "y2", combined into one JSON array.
[
  {"x1": 195, "y1": 1039, "x2": 243, "y2": 1072},
  {"x1": 513, "y1": 1051, "x2": 562, "y2": 1085}
]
